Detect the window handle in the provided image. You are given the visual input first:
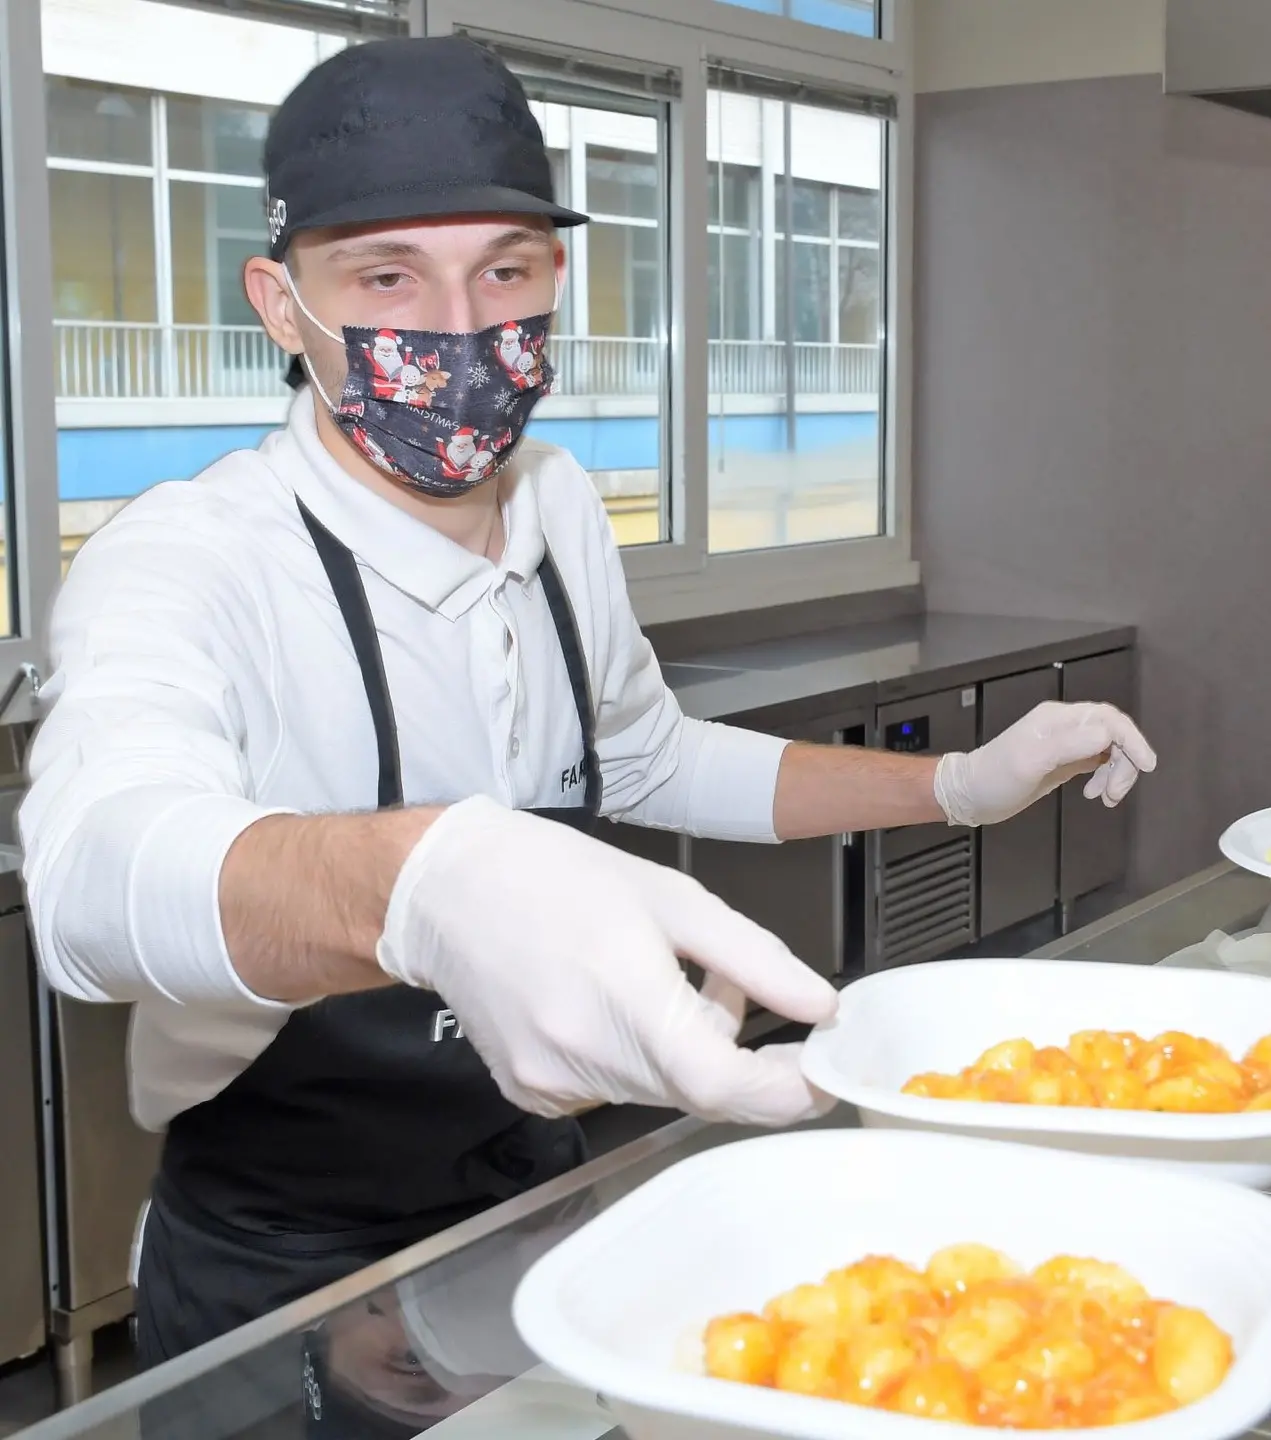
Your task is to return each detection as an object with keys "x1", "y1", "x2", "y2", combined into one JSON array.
[{"x1": 0, "y1": 663, "x2": 41, "y2": 720}]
